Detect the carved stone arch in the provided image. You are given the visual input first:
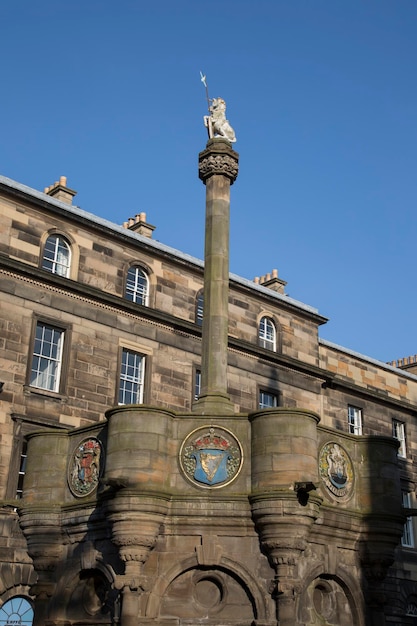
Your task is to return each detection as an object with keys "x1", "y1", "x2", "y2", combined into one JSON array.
[
  {"x1": 49, "y1": 565, "x2": 117, "y2": 623},
  {"x1": 39, "y1": 228, "x2": 79, "y2": 281},
  {"x1": 0, "y1": 585, "x2": 35, "y2": 606},
  {"x1": 298, "y1": 564, "x2": 365, "y2": 626},
  {"x1": 145, "y1": 553, "x2": 271, "y2": 623},
  {"x1": 397, "y1": 580, "x2": 417, "y2": 620},
  {"x1": 0, "y1": 562, "x2": 36, "y2": 600}
]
